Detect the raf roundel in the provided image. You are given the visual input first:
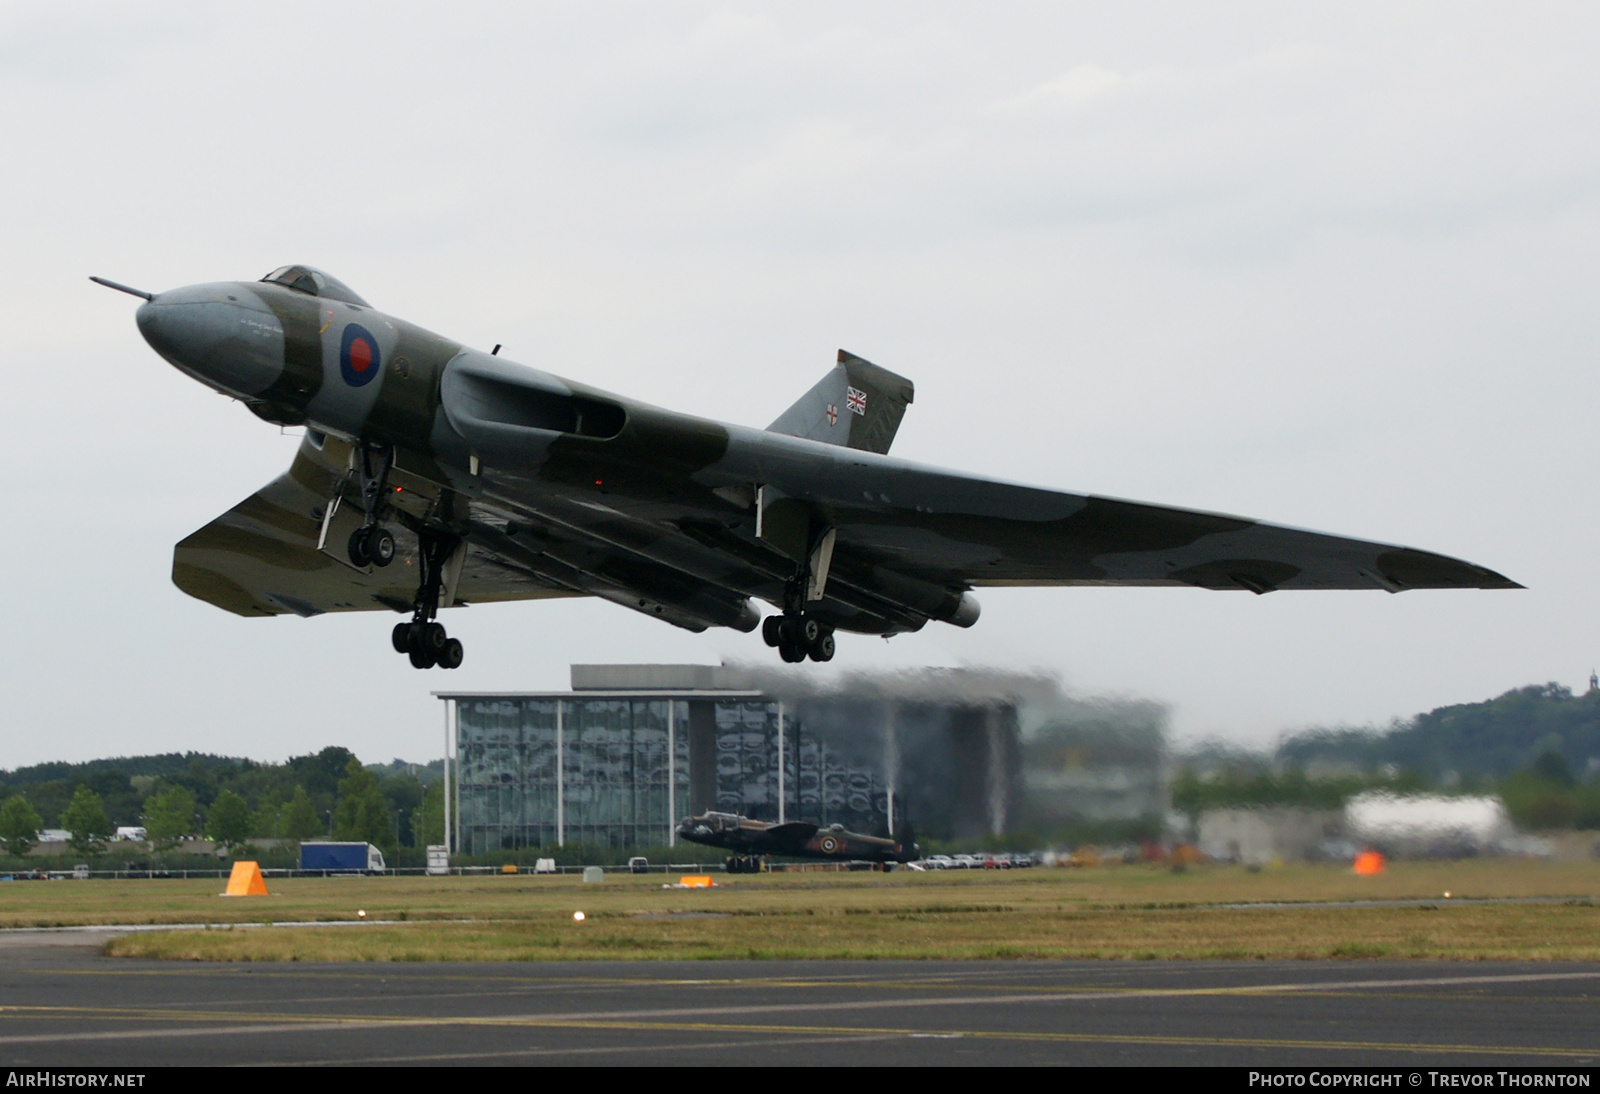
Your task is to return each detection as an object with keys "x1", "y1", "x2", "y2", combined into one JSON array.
[{"x1": 340, "y1": 323, "x2": 381, "y2": 387}]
